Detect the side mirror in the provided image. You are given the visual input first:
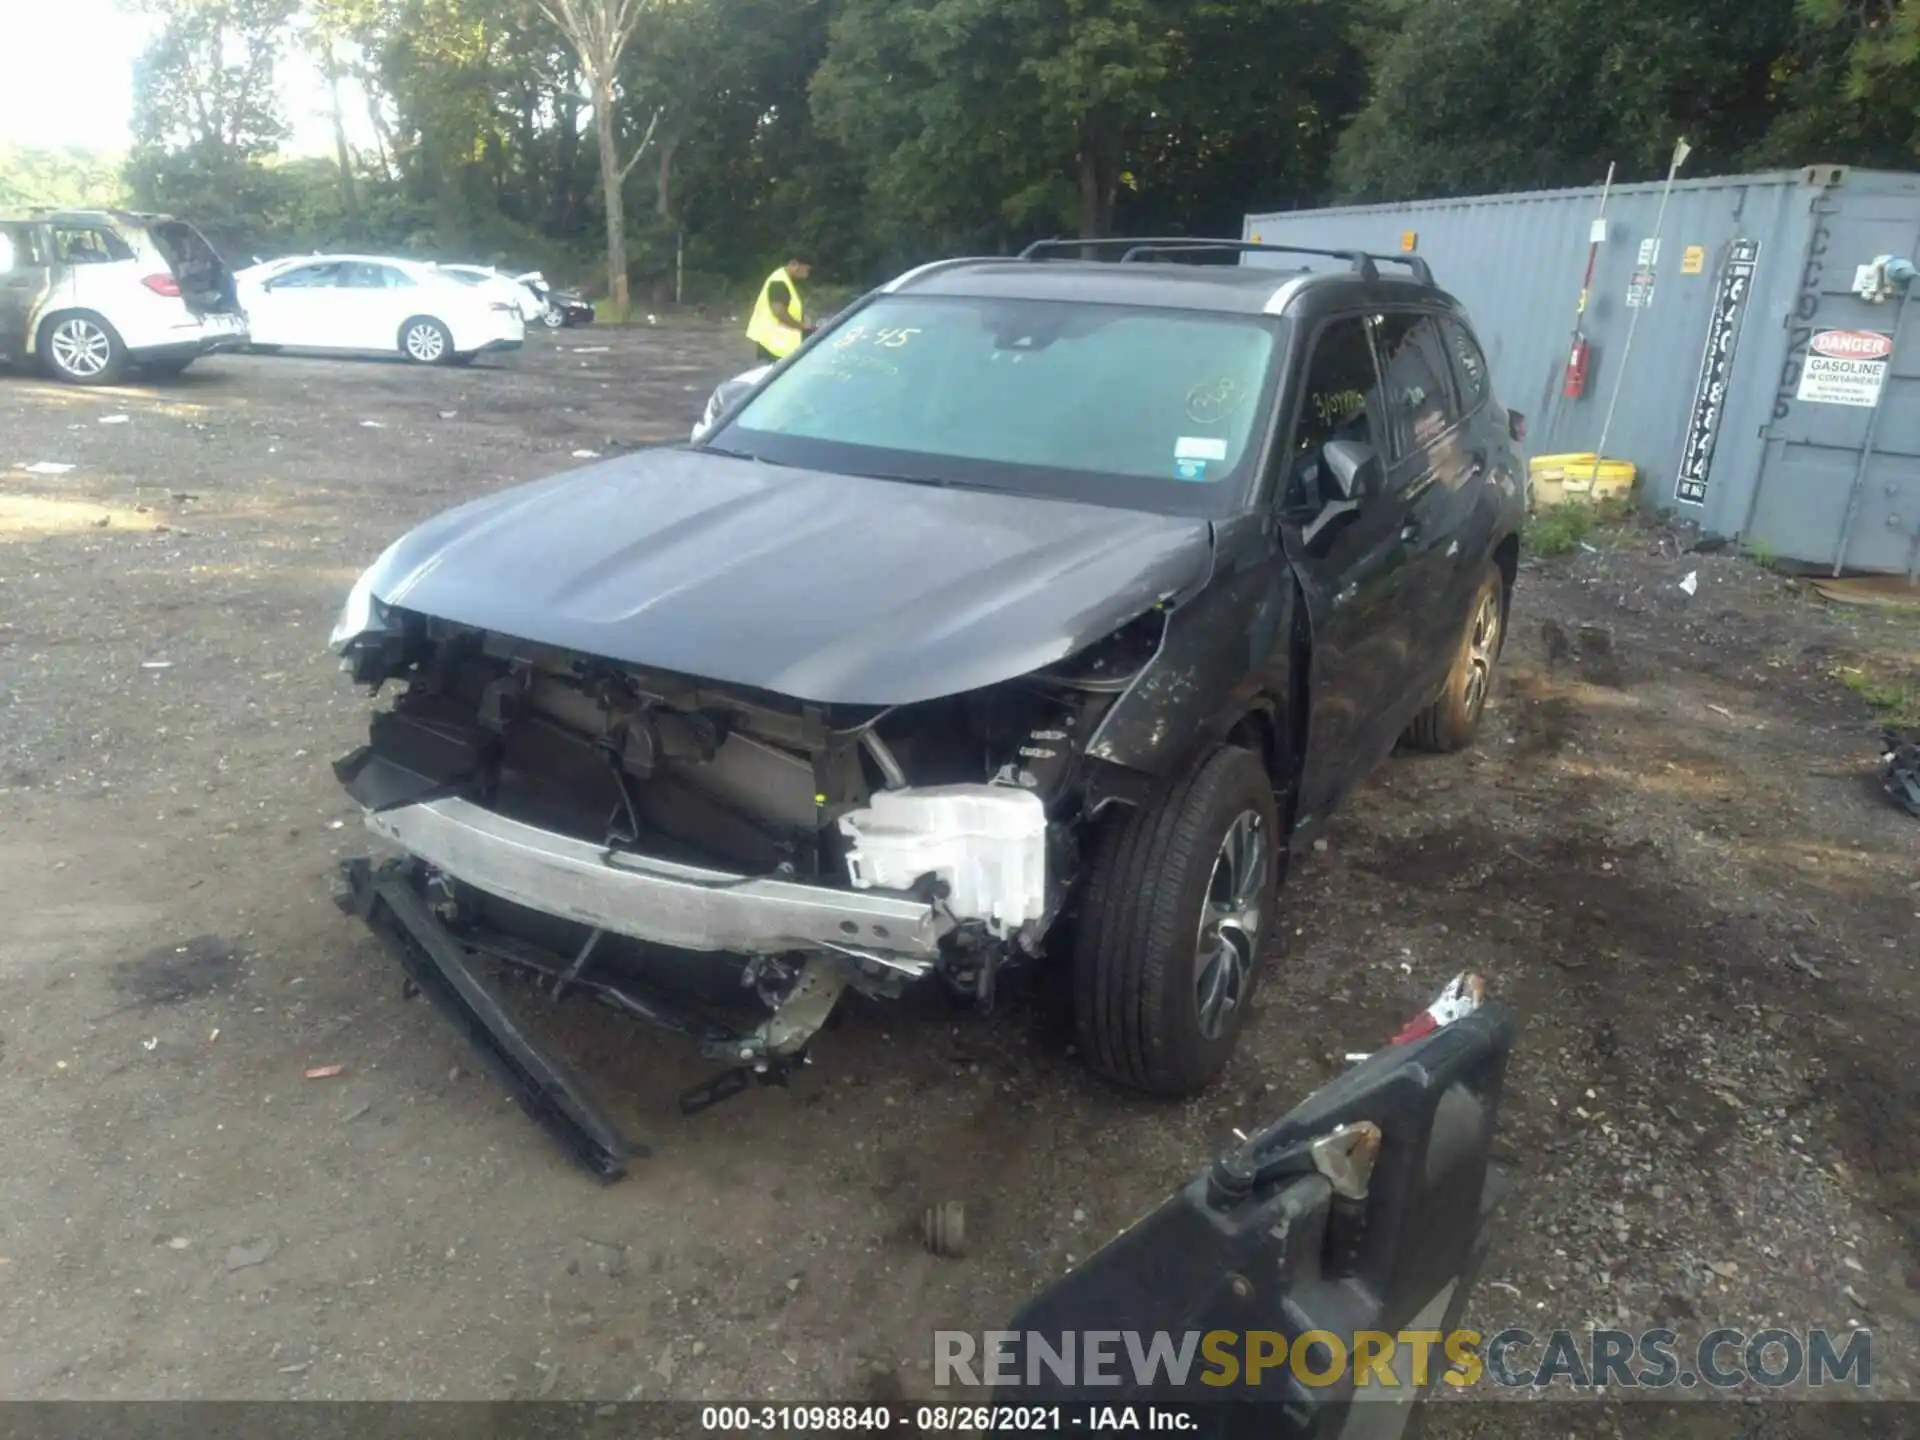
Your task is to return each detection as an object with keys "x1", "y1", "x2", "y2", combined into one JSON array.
[
  {"x1": 1300, "y1": 440, "x2": 1380, "y2": 547},
  {"x1": 1322, "y1": 439, "x2": 1382, "y2": 502}
]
